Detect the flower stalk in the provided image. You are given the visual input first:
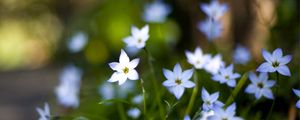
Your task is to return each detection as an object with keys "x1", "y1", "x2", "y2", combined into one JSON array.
[
  {"x1": 266, "y1": 72, "x2": 279, "y2": 120},
  {"x1": 186, "y1": 70, "x2": 199, "y2": 115}
]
